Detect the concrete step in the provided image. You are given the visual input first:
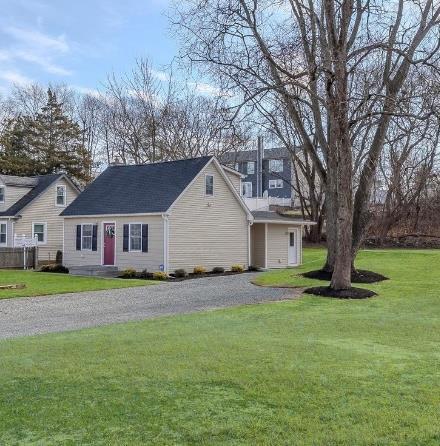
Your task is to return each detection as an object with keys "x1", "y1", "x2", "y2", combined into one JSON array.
[{"x1": 69, "y1": 265, "x2": 120, "y2": 278}]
